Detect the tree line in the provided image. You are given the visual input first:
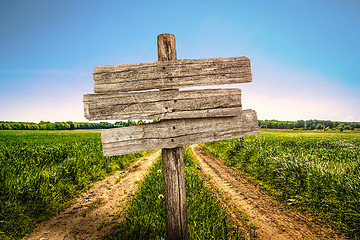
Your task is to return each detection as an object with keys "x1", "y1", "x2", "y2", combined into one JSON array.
[
  {"x1": 1, "y1": 119, "x2": 359, "y2": 131},
  {"x1": 258, "y1": 119, "x2": 360, "y2": 130},
  {"x1": 0, "y1": 120, "x2": 146, "y2": 131}
]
